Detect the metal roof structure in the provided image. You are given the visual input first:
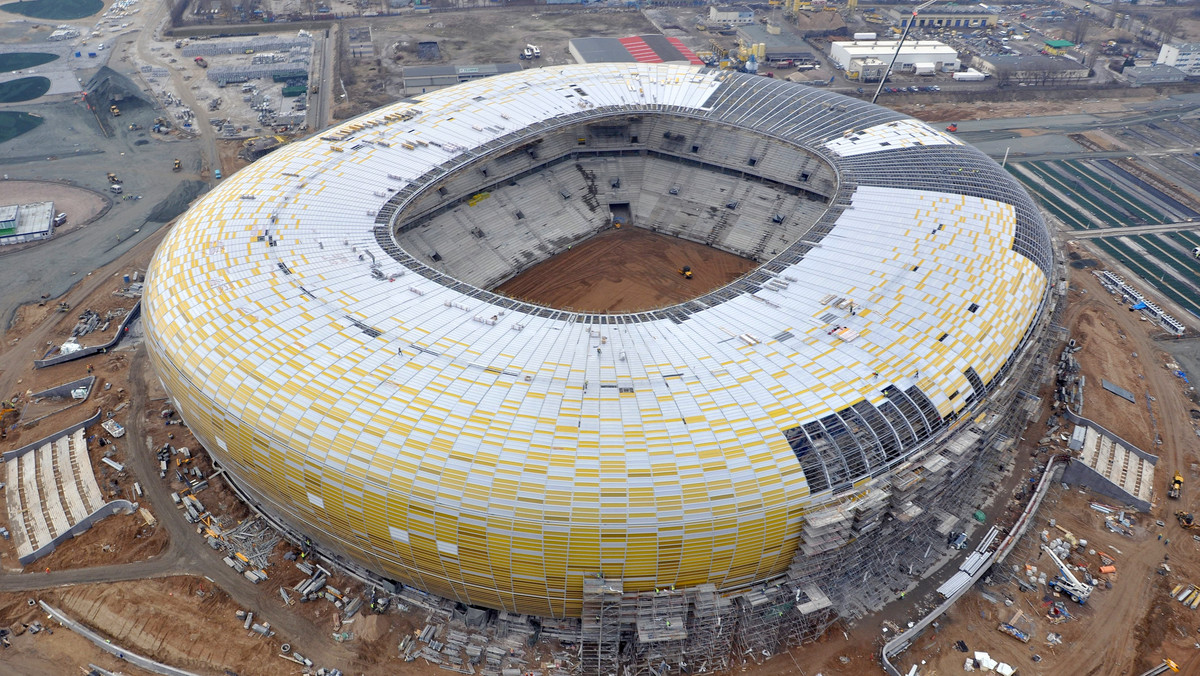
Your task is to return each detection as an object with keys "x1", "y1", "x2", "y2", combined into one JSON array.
[
  {"x1": 568, "y1": 35, "x2": 704, "y2": 65},
  {"x1": 144, "y1": 63, "x2": 1052, "y2": 619}
]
